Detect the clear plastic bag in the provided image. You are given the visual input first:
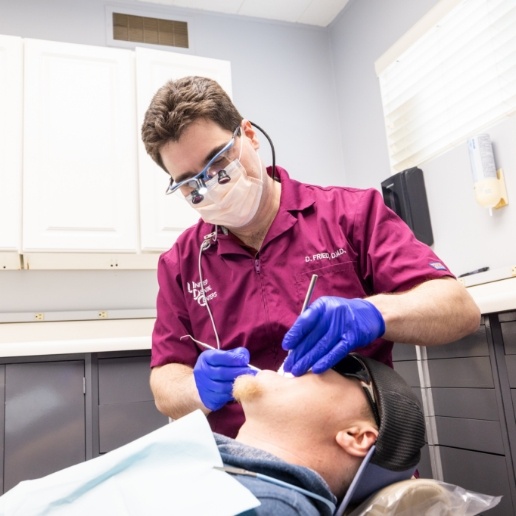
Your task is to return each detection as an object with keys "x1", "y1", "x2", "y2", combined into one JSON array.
[{"x1": 346, "y1": 478, "x2": 502, "y2": 516}]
